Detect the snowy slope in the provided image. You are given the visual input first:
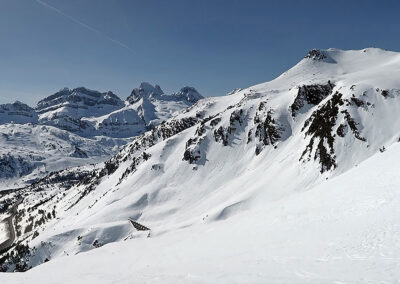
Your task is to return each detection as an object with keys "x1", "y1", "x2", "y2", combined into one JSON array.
[
  {"x1": 0, "y1": 123, "x2": 128, "y2": 189},
  {"x1": 3, "y1": 140, "x2": 400, "y2": 283},
  {"x1": 0, "y1": 220, "x2": 7, "y2": 244},
  {"x1": 1, "y1": 48, "x2": 400, "y2": 281}
]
